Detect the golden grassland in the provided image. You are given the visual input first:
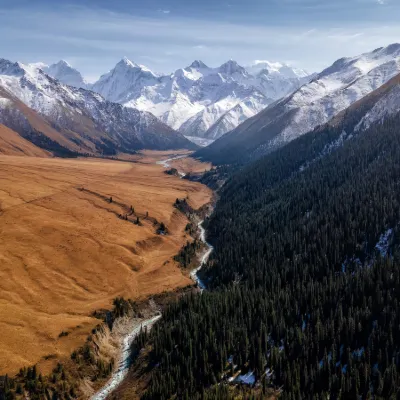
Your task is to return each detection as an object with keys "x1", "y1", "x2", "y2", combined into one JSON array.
[
  {"x1": 0, "y1": 153, "x2": 212, "y2": 376},
  {"x1": 168, "y1": 156, "x2": 212, "y2": 174}
]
